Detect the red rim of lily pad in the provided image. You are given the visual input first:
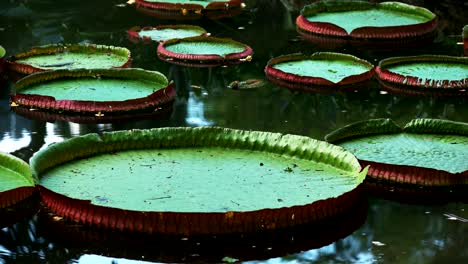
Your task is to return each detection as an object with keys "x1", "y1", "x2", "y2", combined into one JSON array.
[
  {"x1": 265, "y1": 52, "x2": 375, "y2": 92},
  {"x1": 0, "y1": 152, "x2": 36, "y2": 209},
  {"x1": 376, "y1": 55, "x2": 468, "y2": 96},
  {"x1": 135, "y1": 0, "x2": 244, "y2": 20},
  {"x1": 127, "y1": 25, "x2": 208, "y2": 44},
  {"x1": 39, "y1": 200, "x2": 367, "y2": 262},
  {"x1": 157, "y1": 36, "x2": 253, "y2": 67},
  {"x1": 7, "y1": 44, "x2": 132, "y2": 75},
  {"x1": 12, "y1": 104, "x2": 173, "y2": 124},
  {"x1": 32, "y1": 127, "x2": 367, "y2": 235},
  {"x1": 296, "y1": 1, "x2": 437, "y2": 48},
  {"x1": 11, "y1": 68, "x2": 175, "y2": 115},
  {"x1": 325, "y1": 118, "x2": 468, "y2": 187}
]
